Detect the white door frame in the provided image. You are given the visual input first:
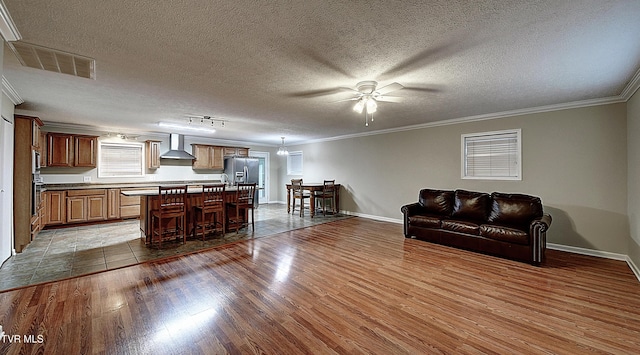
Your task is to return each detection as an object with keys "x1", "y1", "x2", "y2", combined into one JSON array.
[
  {"x1": 249, "y1": 151, "x2": 270, "y2": 204},
  {"x1": 0, "y1": 116, "x2": 15, "y2": 264}
]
